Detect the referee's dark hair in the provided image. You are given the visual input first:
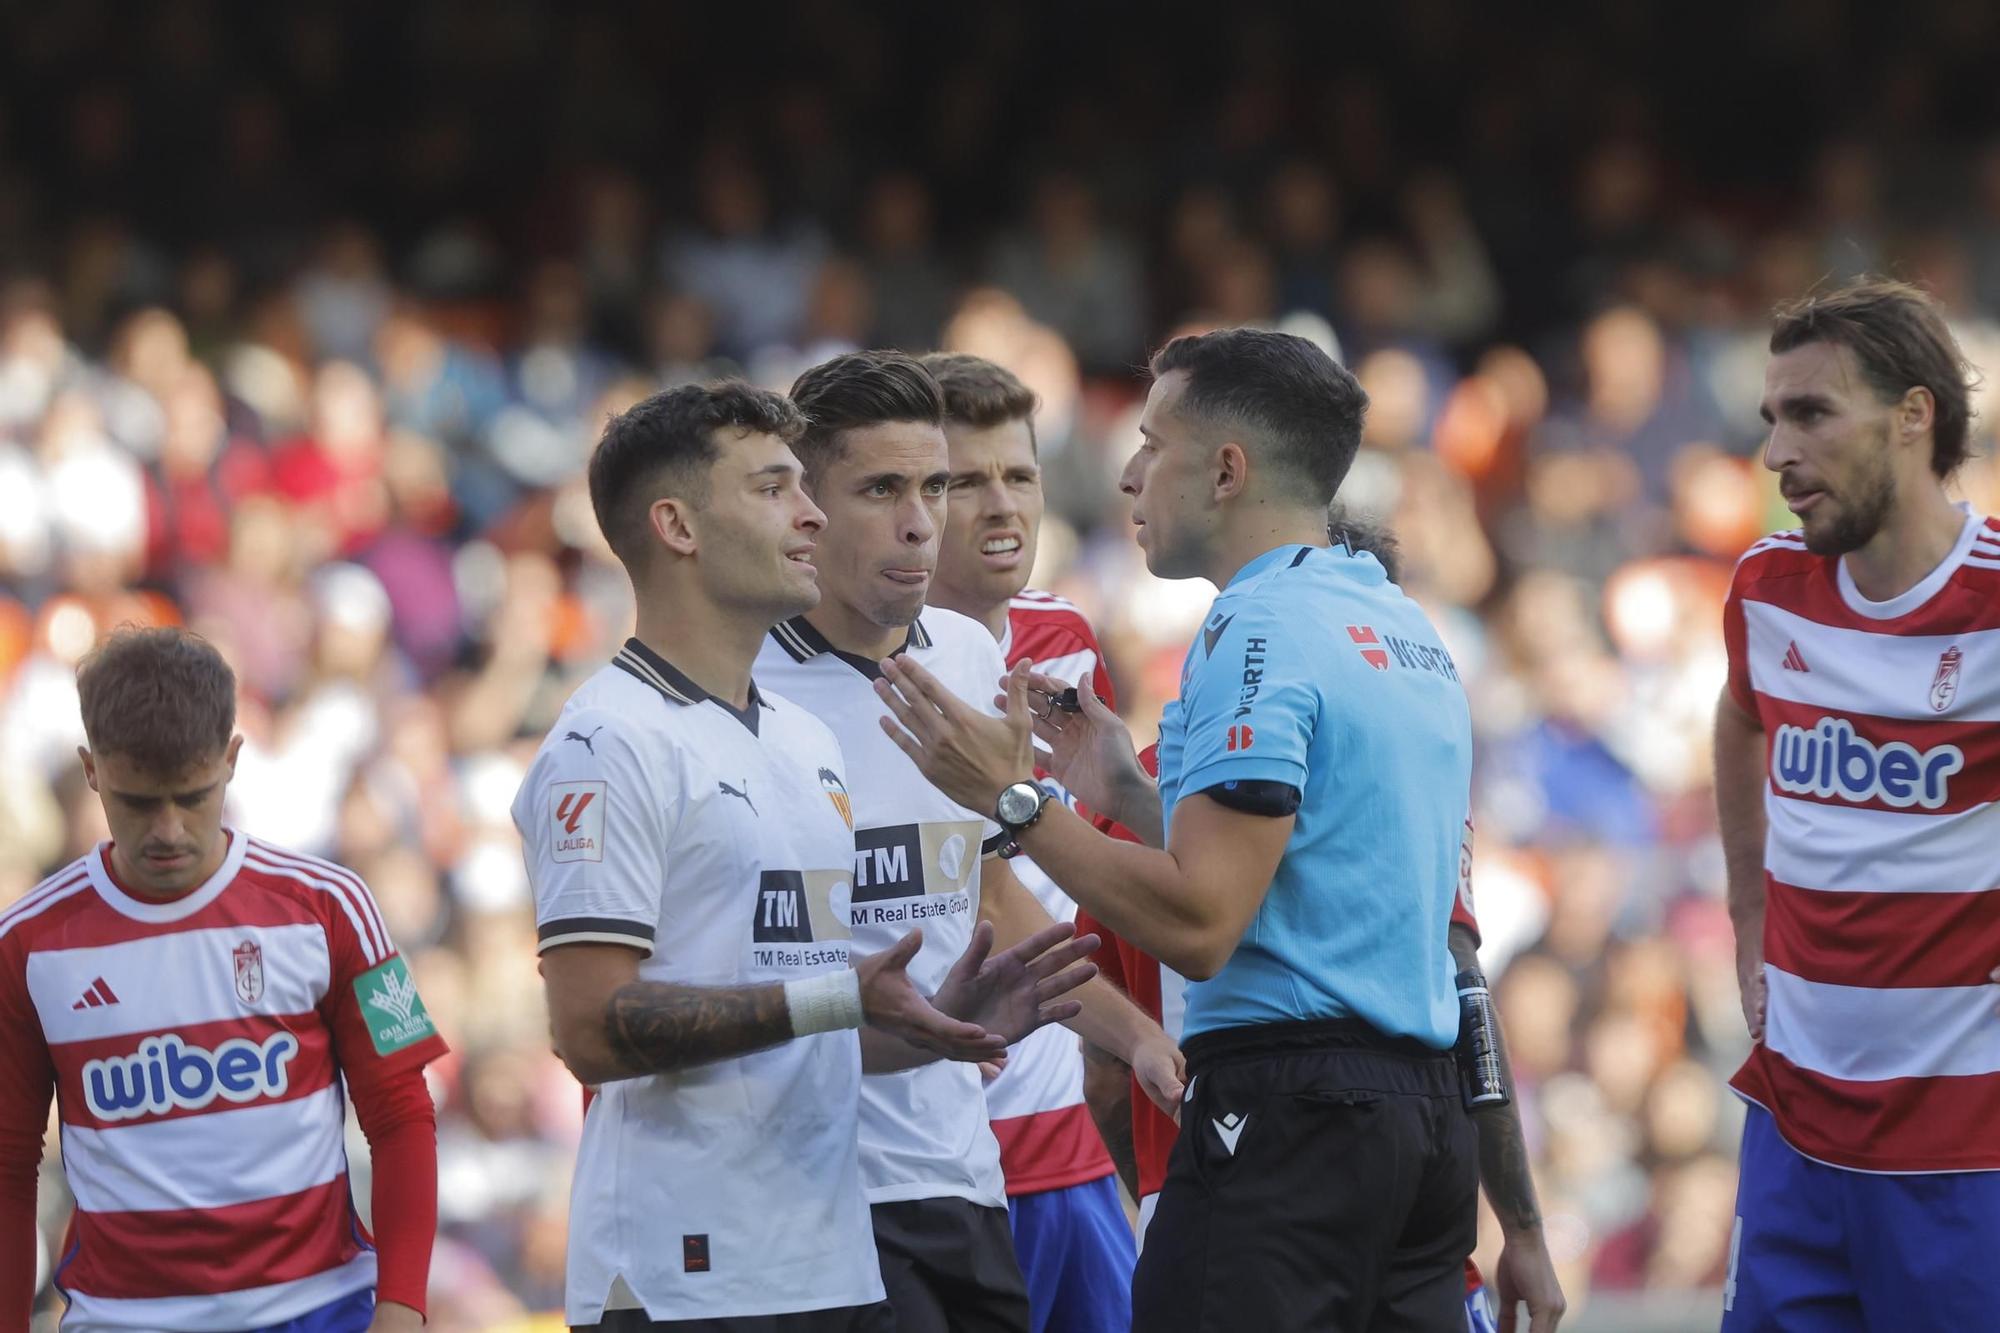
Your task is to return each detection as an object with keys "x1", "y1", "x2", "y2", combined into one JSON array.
[
  {"x1": 790, "y1": 350, "x2": 944, "y2": 484},
  {"x1": 1327, "y1": 502, "x2": 1403, "y2": 582},
  {"x1": 1769, "y1": 278, "x2": 1979, "y2": 479},
  {"x1": 1150, "y1": 328, "x2": 1368, "y2": 506},
  {"x1": 588, "y1": 380, "x2": 806, "y2": 570}
]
